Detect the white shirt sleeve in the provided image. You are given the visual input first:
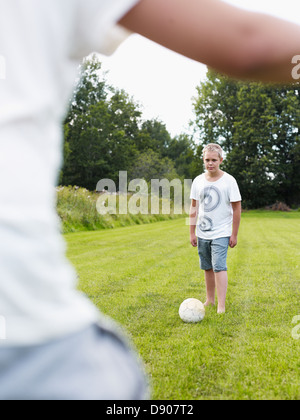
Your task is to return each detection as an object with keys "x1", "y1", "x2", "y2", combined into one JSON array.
[
  {"x1": 71, "y1": 0, "x2": 140, "y2": 58},
  {"x1": 190, "y1": 176, "x2": 200, "y2": 201},
  {"x1": 229, "y1": 176, "x2": 242, "y2": 203}
]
